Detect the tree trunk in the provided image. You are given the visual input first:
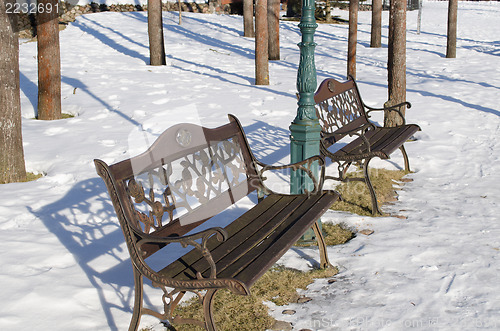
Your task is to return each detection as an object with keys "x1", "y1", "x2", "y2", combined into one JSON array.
[
  {"x1": 370, "y1": 0, "x2": 382, "y2": 48},
  {"x1": 267, "y1": 0, "x2": 280, "y2": 60},
  {"x1": 37, "y1": 0, "x2": 62, "y2": 120},
  {"x1": 0, "y1": 1, "x2": 27, "y2": 183},
  {"x1": 385, "y1": 0, "x2": 407, "y2": 127},
  {"x1": 325, "y1": 0, "x2": 332, "y2": 23},
  {"x1": 148, "y1": 0, "x2": 166, "y2": 65},
  {"x1": 255, "y1": 0, "x2": 269, "y2": 85},
  {"x1": 243, "y1": 0, "x2": 255, "y2": 37},
  {"x1": 178, "y1": 0, "x2": 182, "y2": 25},
  {"x1": 446, "y1": 0, "x2": 457, "y2": 58},
  {"x1": 347, "y1": 0, "x2": 358, "y2": 79}
]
